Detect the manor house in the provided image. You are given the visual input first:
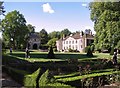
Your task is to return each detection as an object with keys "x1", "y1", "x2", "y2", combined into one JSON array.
[{"x1": 56, "y1": 29, "x2": 94, "y2": 52}]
